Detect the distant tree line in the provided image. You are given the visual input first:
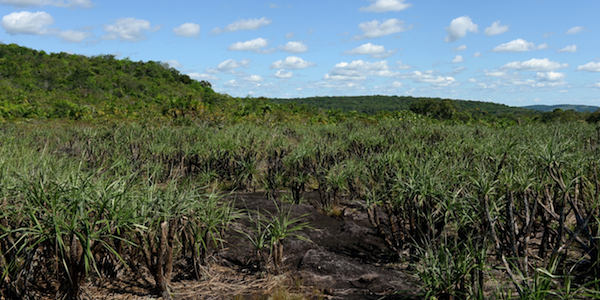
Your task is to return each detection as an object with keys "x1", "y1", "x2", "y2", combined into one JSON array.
[{"x1": 272, "y1": 95, "x2": 600, "y2": 125}]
